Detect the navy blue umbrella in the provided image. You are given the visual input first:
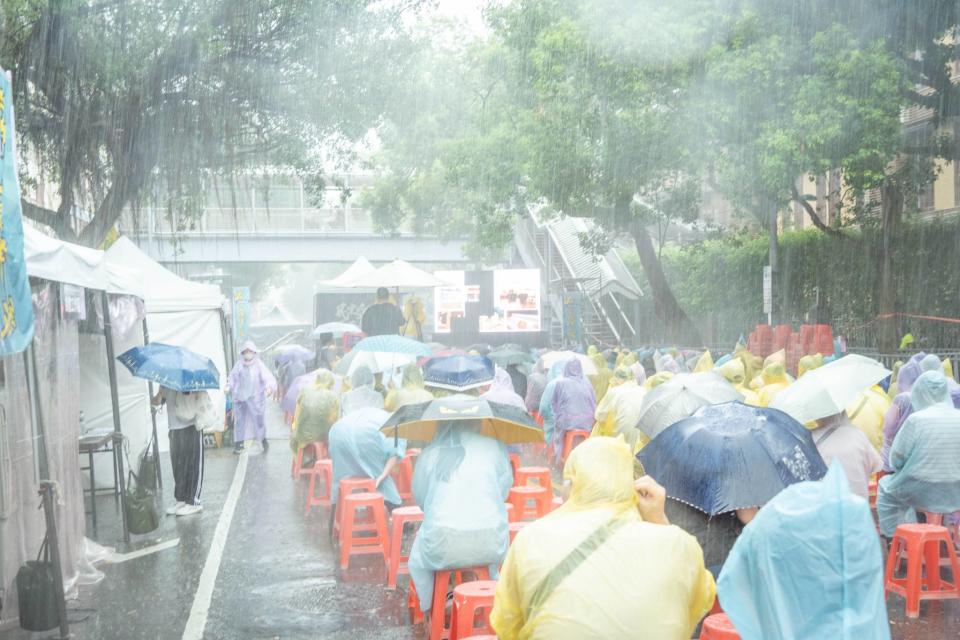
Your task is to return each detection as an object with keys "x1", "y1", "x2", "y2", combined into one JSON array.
[
  {"x1": 637, "y1": 401, "x2": 827, "y2": 515},
  {"x1": 423, "y1": 355, "x2": 495, "y2": 392},
  {"x1": 117, "y1": 343, "x2": 220, "y2": 392}
]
